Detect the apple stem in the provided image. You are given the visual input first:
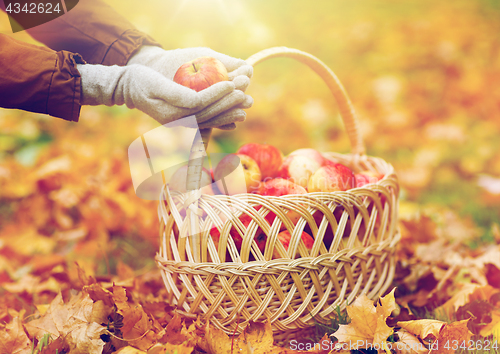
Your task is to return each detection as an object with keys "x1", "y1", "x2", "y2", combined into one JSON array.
[{"x1": 192, "y1": 62, "x2": 197, "y2": 72}]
